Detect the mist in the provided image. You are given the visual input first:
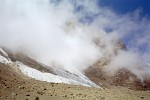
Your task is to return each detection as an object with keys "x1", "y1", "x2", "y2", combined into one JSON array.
[{"x1": 0, "y1": 0, "x2": 150, "y2": 79}]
